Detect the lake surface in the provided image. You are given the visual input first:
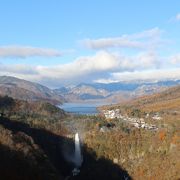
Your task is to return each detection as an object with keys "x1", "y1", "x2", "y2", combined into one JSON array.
[{"x1": 59, "y1": 102, "x2": 106, "y2": 115}]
